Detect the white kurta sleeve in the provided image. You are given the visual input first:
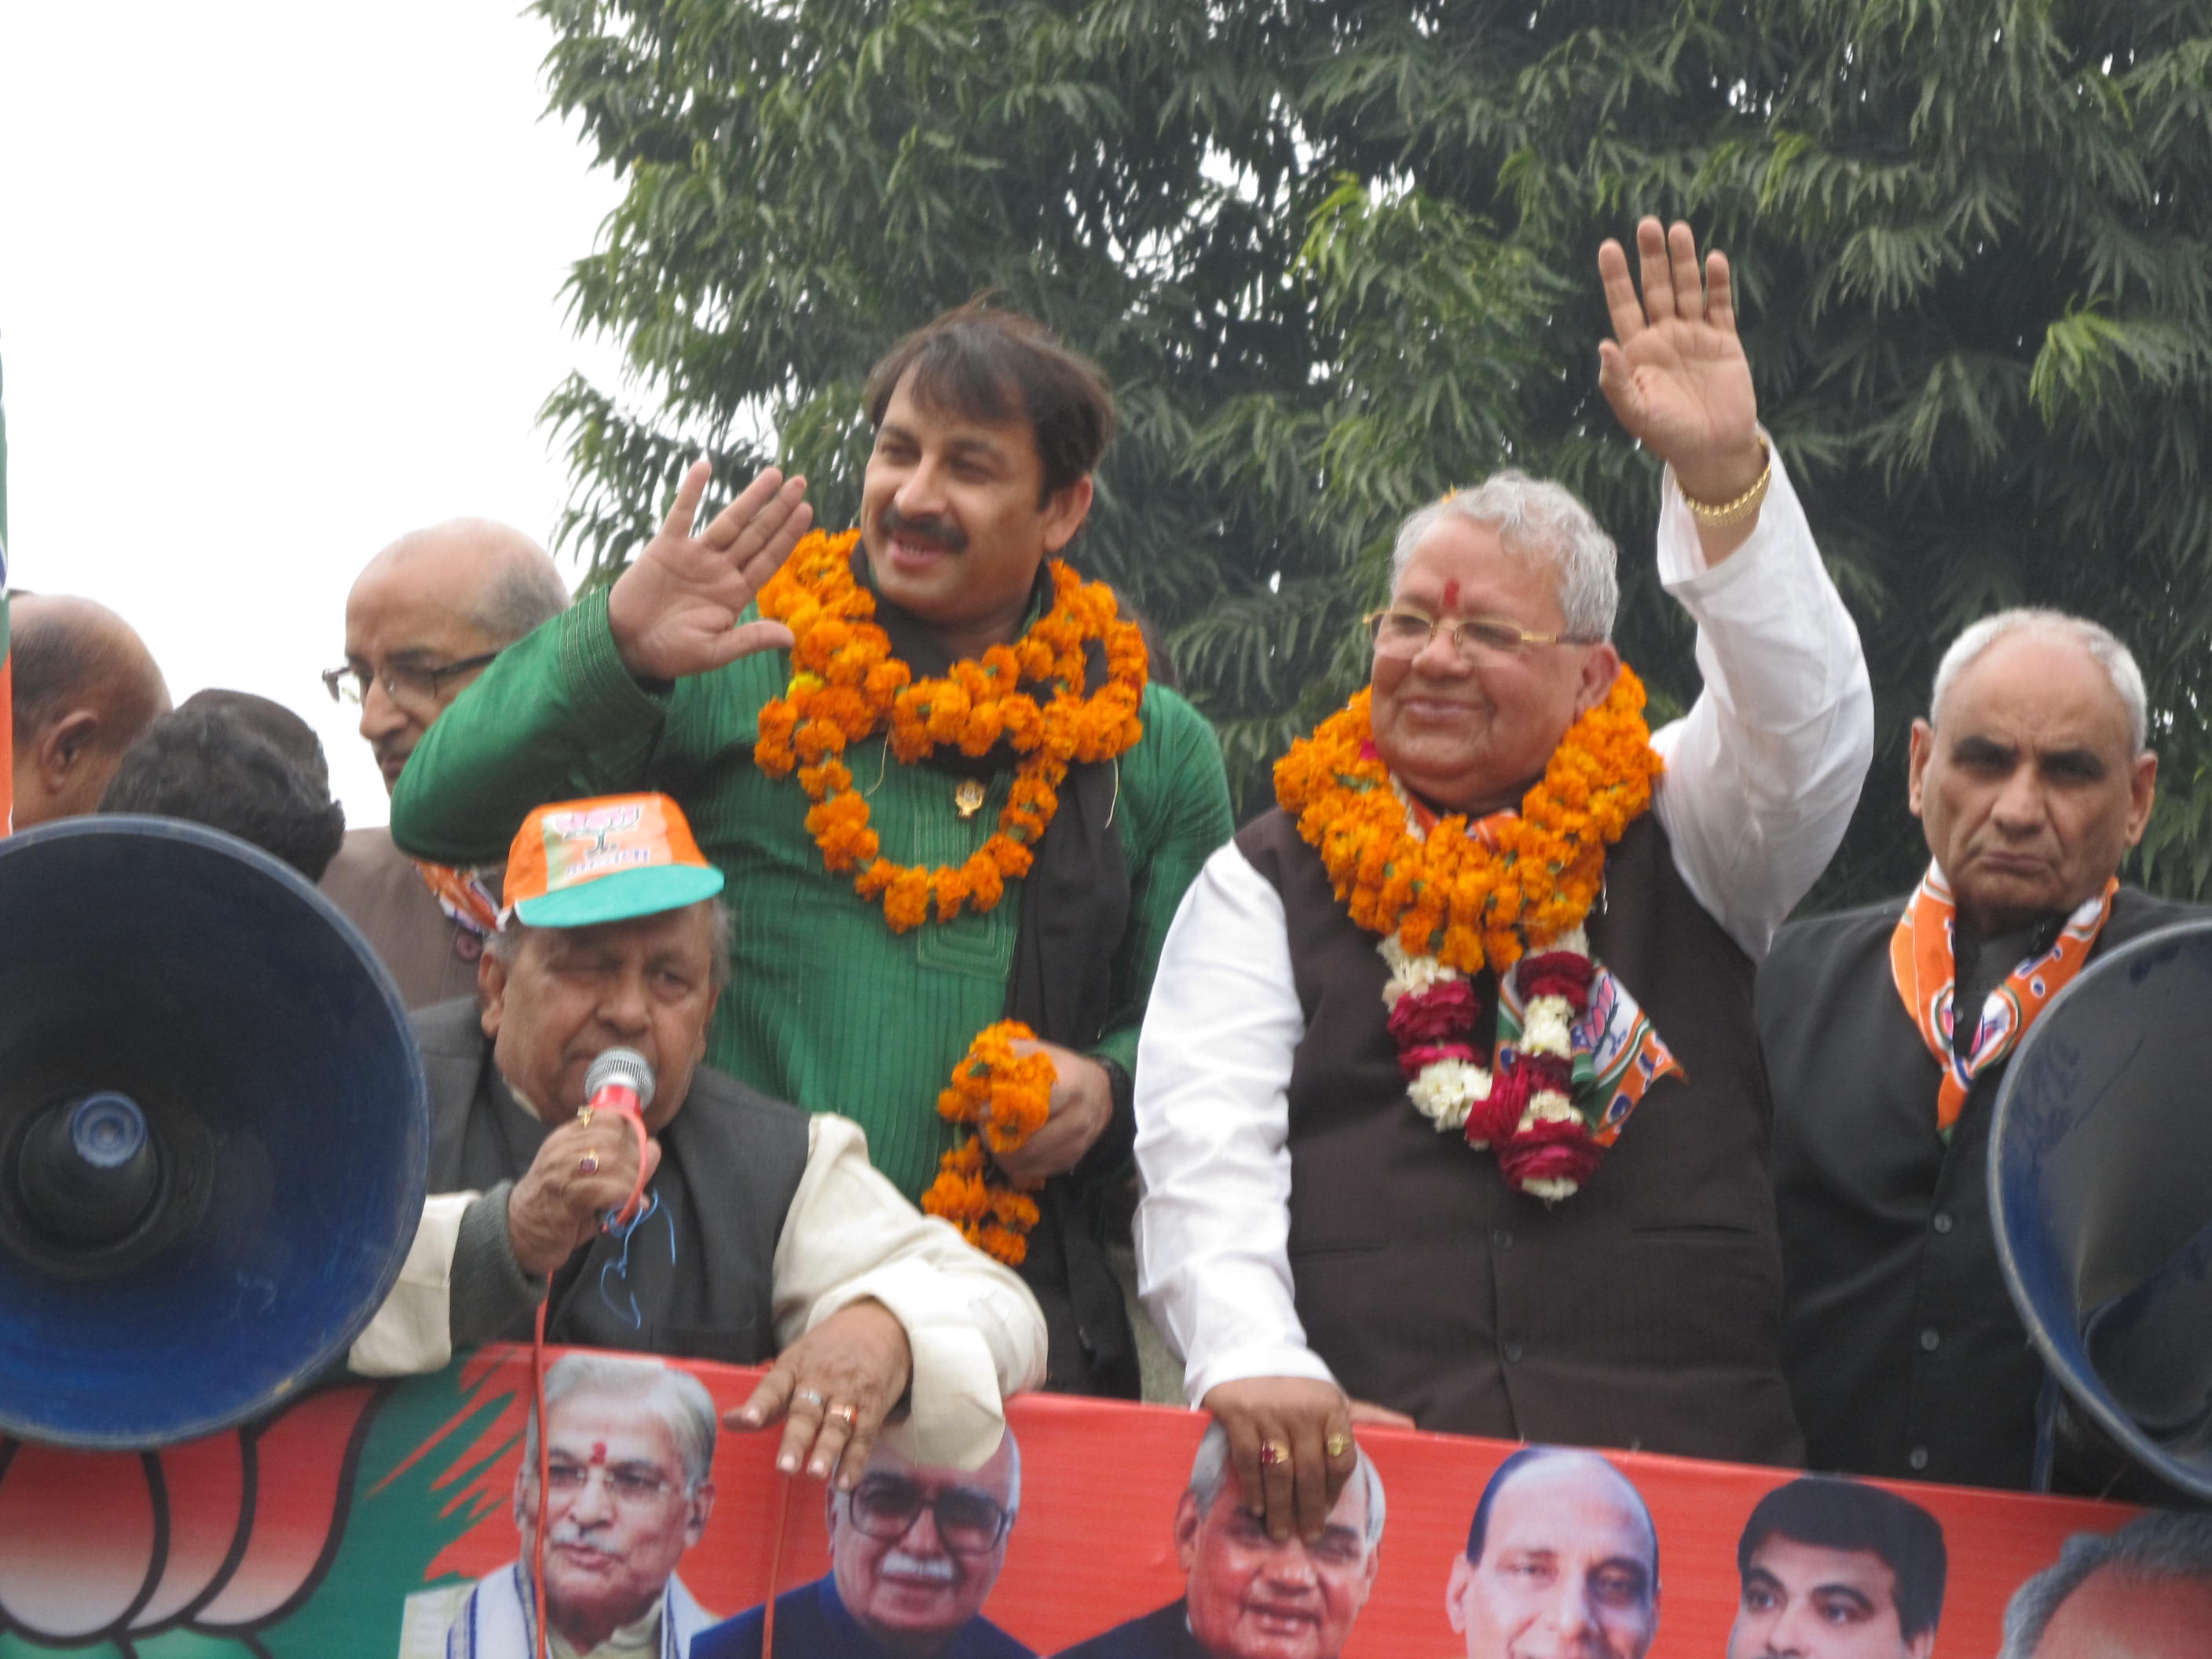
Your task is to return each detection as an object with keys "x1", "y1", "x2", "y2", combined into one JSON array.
[
  {"x1": 1649, "y1": 443, "x2": 1873, "y2": 960},
  {"x1": 1133, "y1": 842, "x2": 1337, "y2": 1407},
  {"x1": 346, "y1": 1192, "x2": 478, "y2": 1376},
  {"x1": 770, "y1": 1115, "x2": 1047, "y2": 1472}
]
